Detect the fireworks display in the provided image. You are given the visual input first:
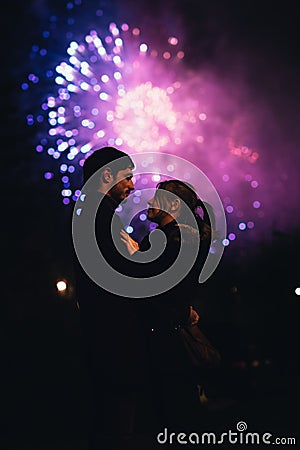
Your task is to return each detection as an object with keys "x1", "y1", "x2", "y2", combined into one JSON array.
[{"x1": 20, "y1": 0, "x2": 297, "y2": 248}]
